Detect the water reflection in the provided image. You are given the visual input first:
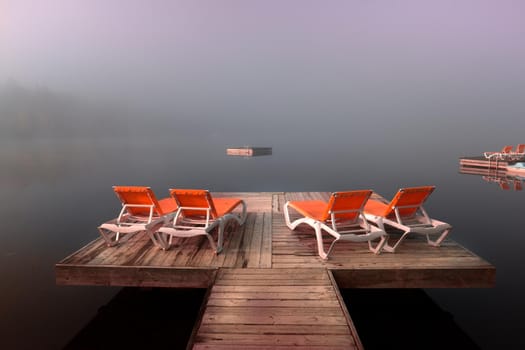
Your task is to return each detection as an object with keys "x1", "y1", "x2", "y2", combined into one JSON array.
[
  {"x1": 459, "y1": 165, "x2": 524, "y2": 191},
  {"x1": 482, "y1": 175, "x2": 523, "y2": 191}
]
